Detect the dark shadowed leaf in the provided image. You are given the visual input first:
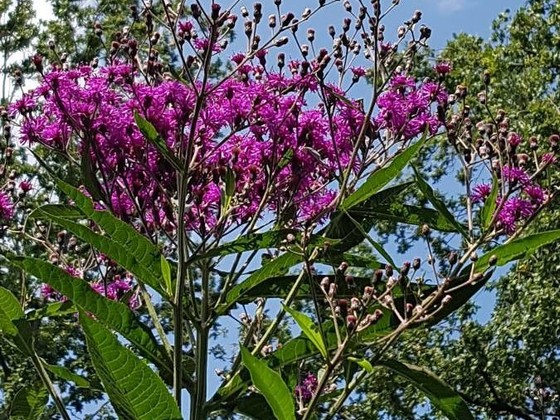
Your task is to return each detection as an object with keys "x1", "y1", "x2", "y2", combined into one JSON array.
[
  {"x1": 134, "y1": 112, "x2": 184, "y2": 172},
  {"x1": 379, "y1": 359, "x2": 474, "y2": 420},
  {"x1": 412, "y1": 165, "x2": 468, "y2": 237},
  {"x1": 219, "y1": 252, "x2": 302, "y2": 314},
  {"x1": 9, "y1": 382, "x2": 48, "y2": 420}
]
